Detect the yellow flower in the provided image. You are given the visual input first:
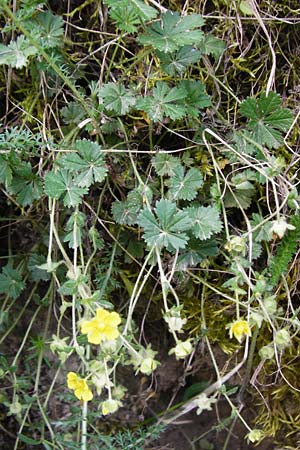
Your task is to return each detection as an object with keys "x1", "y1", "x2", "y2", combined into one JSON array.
[
  {"x1": 81, "y1": 308, "x2": 121, "y2": 345},
  {"x1": 229, "y1": 319, "x2": 251, "y2": 343},
  {"x1": 67, "y1": 372, "x2": 93, "y2": 402}
]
